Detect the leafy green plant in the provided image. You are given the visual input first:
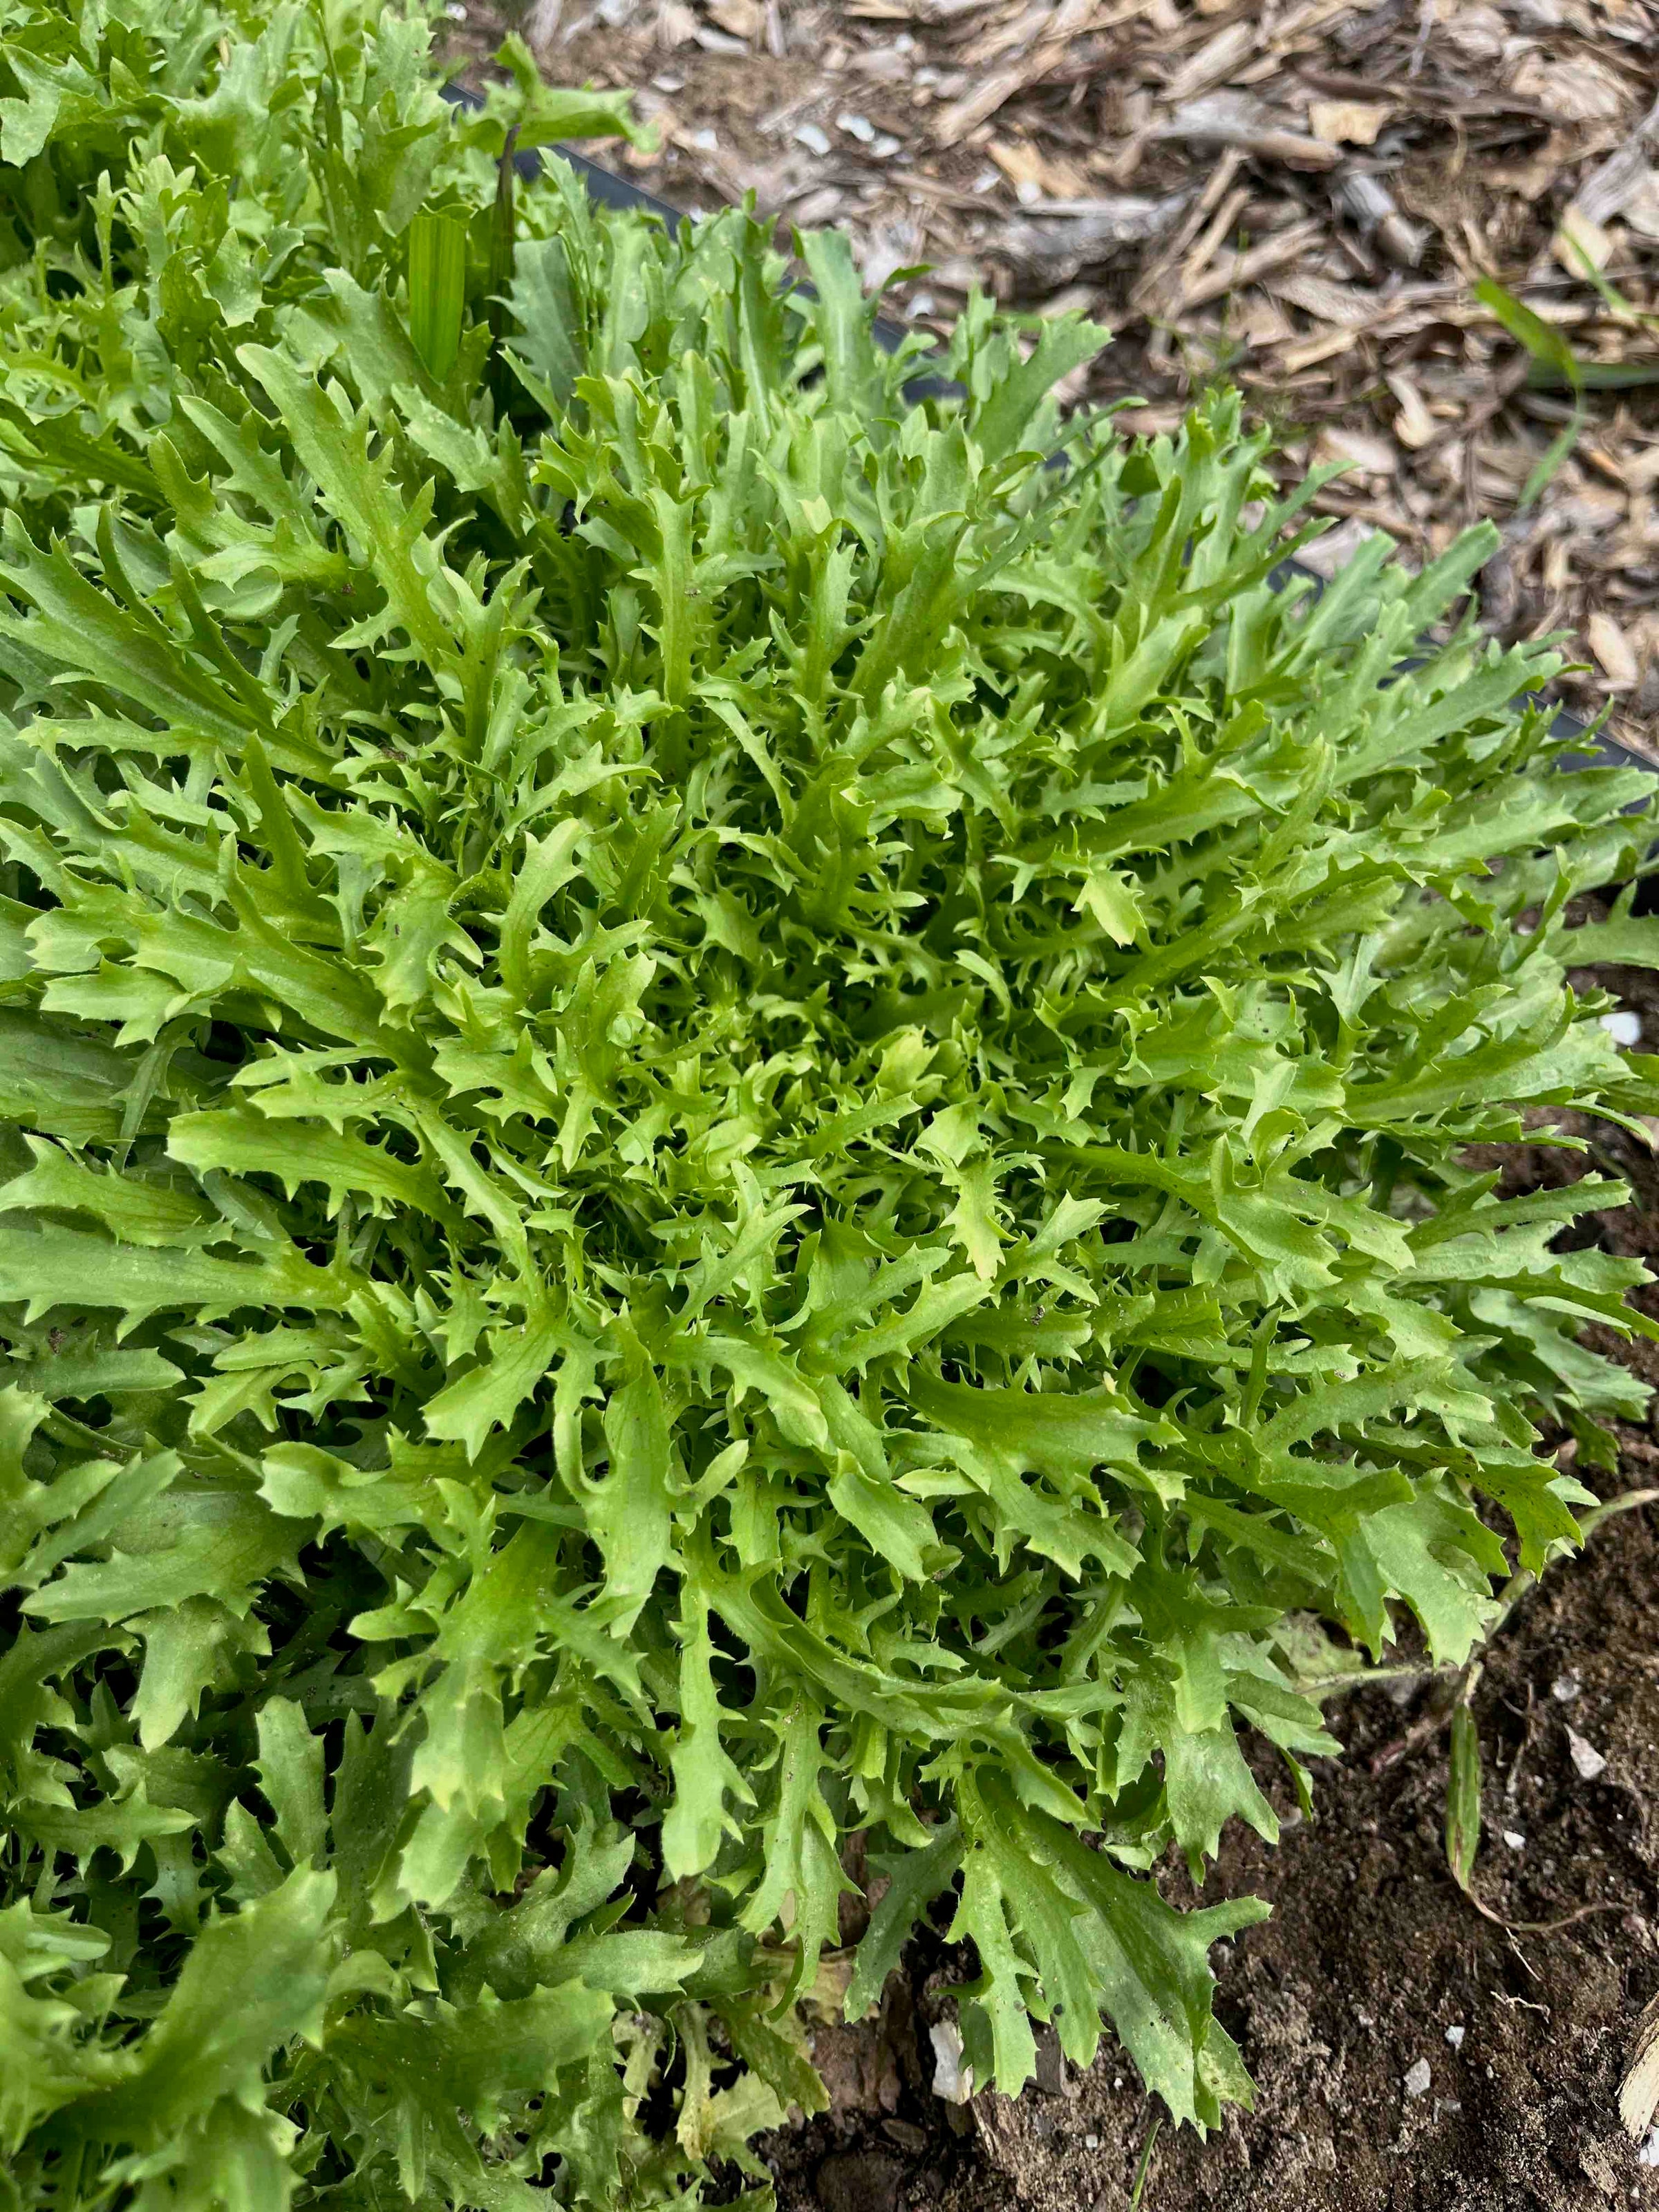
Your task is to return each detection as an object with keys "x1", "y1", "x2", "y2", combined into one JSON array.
[{"x1": 2, "y1": 1, "x2": 1659, "y2": 2206}]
